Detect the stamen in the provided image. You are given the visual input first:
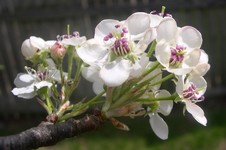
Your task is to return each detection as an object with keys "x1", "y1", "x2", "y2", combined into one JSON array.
[
  {"x1": 183, "y1": 83, "x2": 205, "y2": 102},
  {"x1": 169, "y1": 45, "x2": 186, "y2": 68}
]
